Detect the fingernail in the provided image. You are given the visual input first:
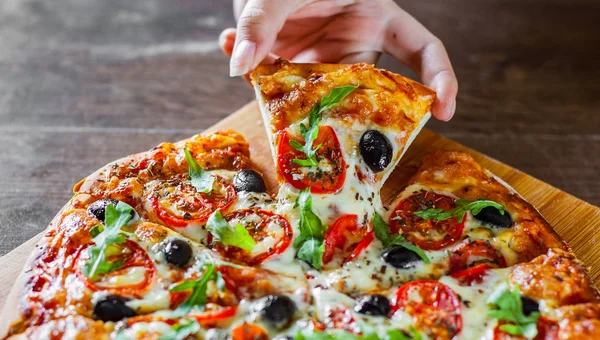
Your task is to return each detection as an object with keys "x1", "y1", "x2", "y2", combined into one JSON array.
[
  {"x1": 230, "y1": 40, "x2": 256, "y2": 77},
  {"x1": 444, "y1": 97, "x2": 456, "y2": 121}
]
